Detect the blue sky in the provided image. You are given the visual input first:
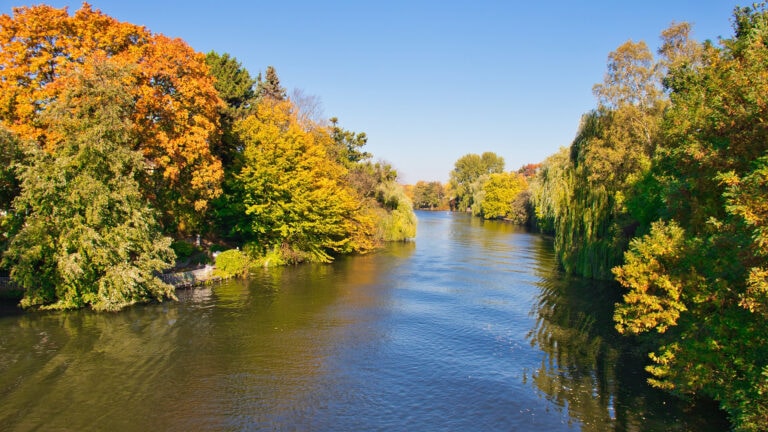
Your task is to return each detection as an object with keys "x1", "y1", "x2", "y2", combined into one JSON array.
[{"x1": 3, "y1": 1, "x2": 743, "y2": 183}]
